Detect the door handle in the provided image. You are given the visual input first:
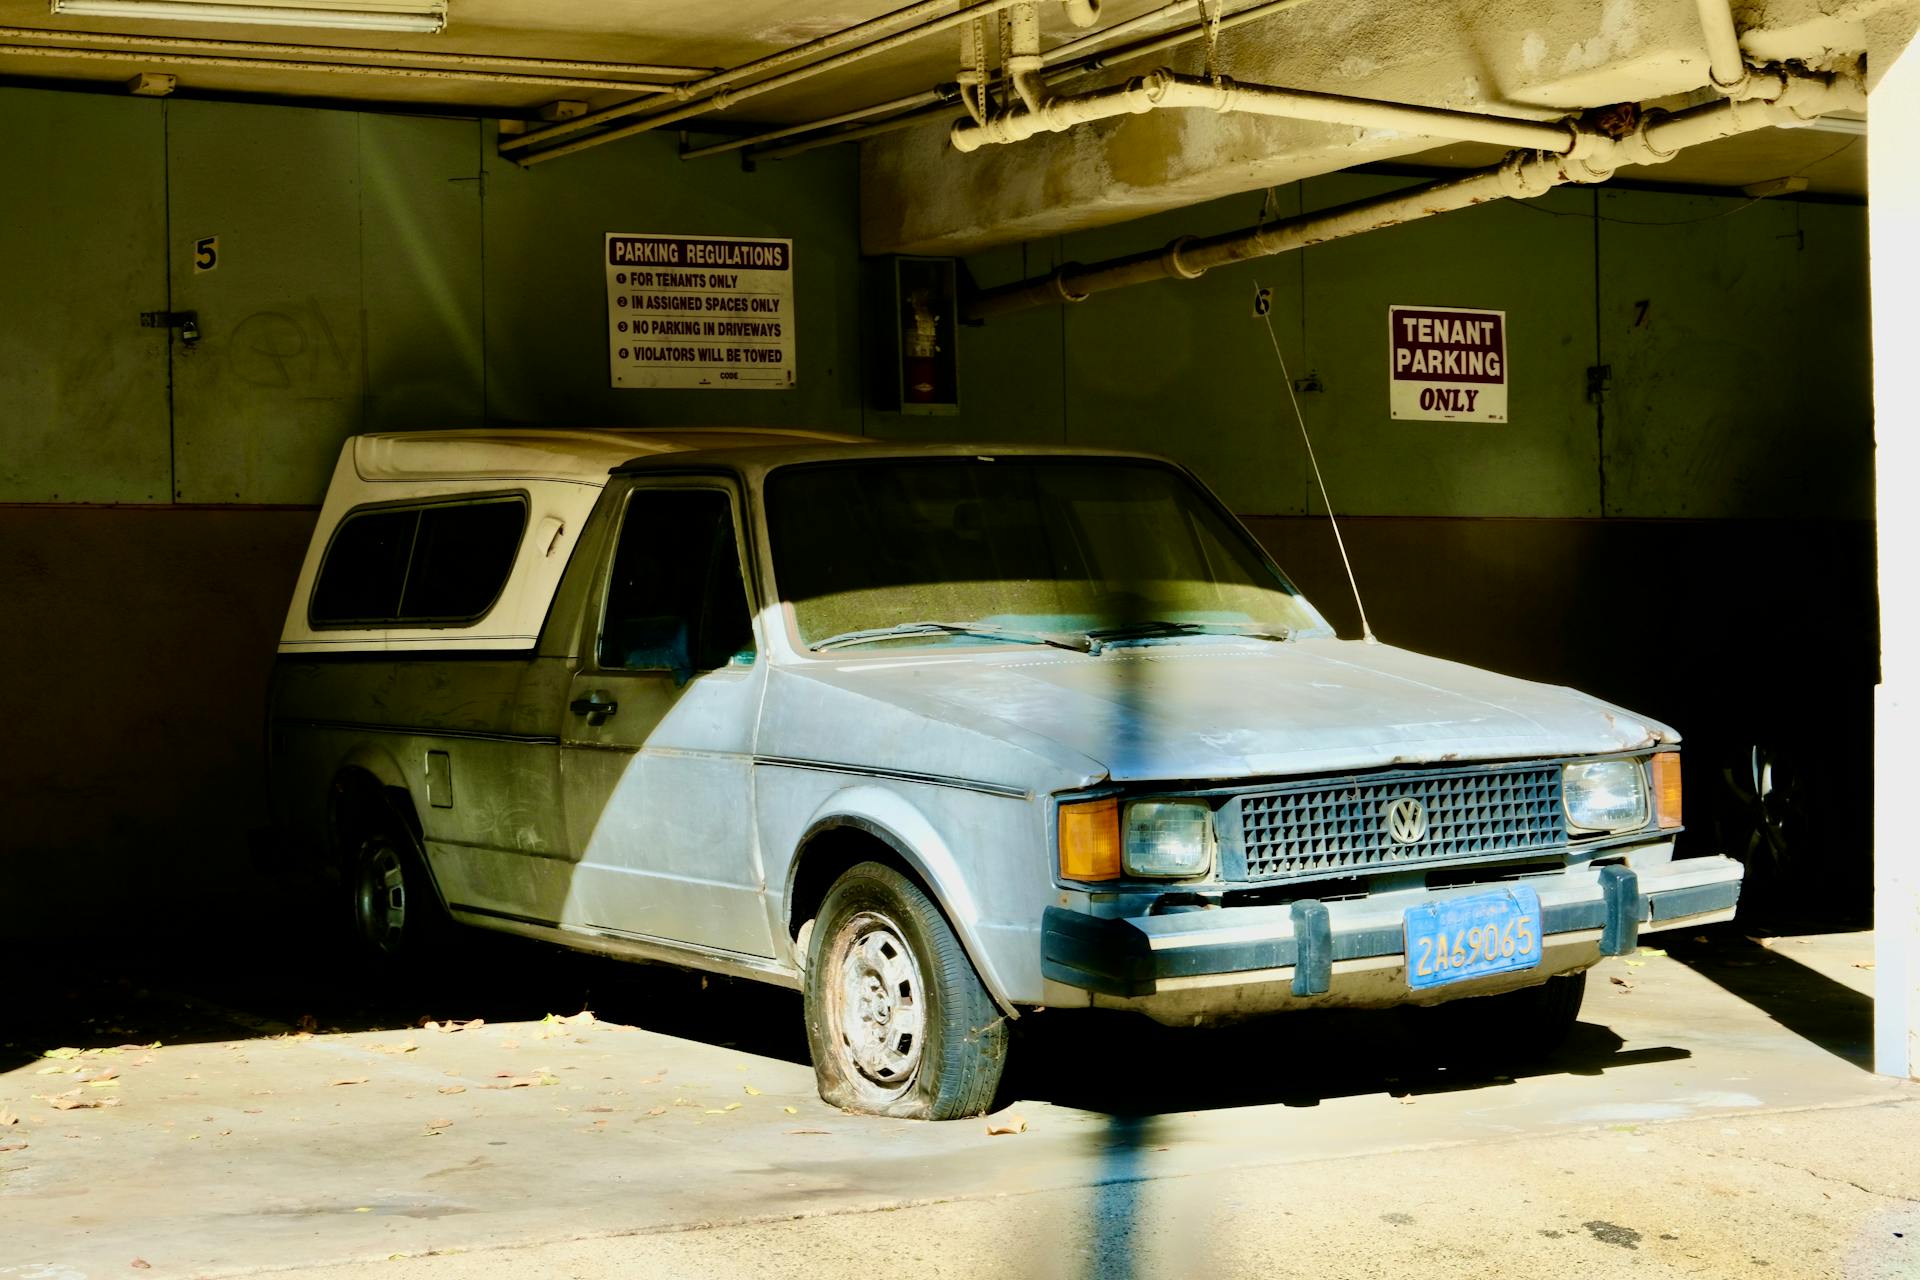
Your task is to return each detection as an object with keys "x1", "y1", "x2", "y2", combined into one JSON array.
[{"x1": 569, "y1": 691, "x2": 618, "y2": 725}]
